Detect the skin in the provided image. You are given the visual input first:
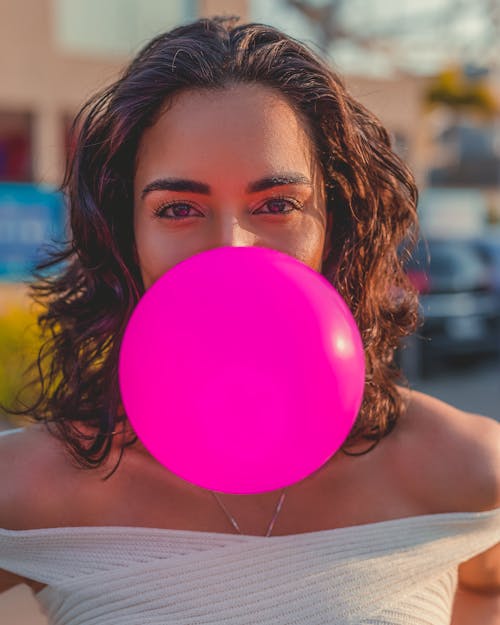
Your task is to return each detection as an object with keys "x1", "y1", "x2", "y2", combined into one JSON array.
[
  {"x1": 130, "y1": 85, "x2": 398, "y2": 505},
  {"x1": 133, "y1": 83, "x2": 332, "y2": 289},
  {"x1": 132, "y1": 83, "x2": 334, "y2": 509}
]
